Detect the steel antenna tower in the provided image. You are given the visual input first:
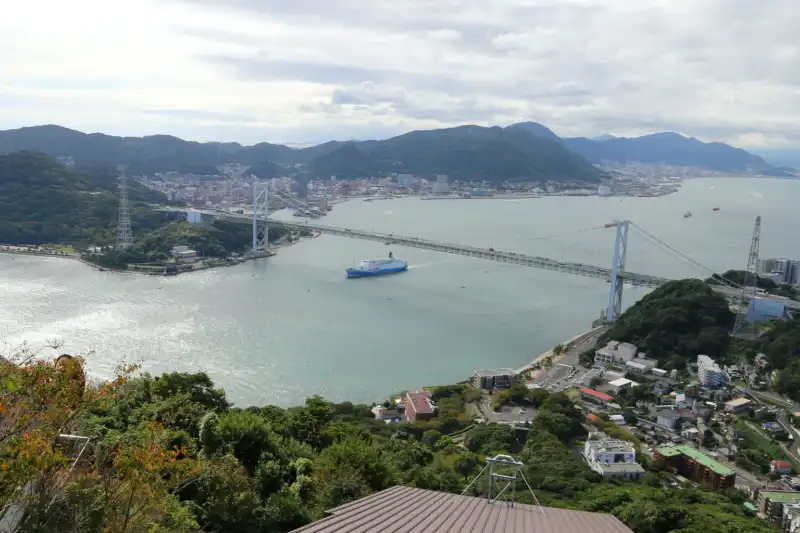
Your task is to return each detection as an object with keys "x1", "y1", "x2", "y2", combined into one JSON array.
[
  {"x1": 115, "y1": 165, "x2": 134, "y2": 249},
  {"x1": 252, "y1": 176, "x2": 269, "y2": 254},
  {"x1": 732, "y1": 216, "x2": 761, "y2": 336},
  {"x1": 460, "y1": 454, "x2": 545, "y2": 513}
]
